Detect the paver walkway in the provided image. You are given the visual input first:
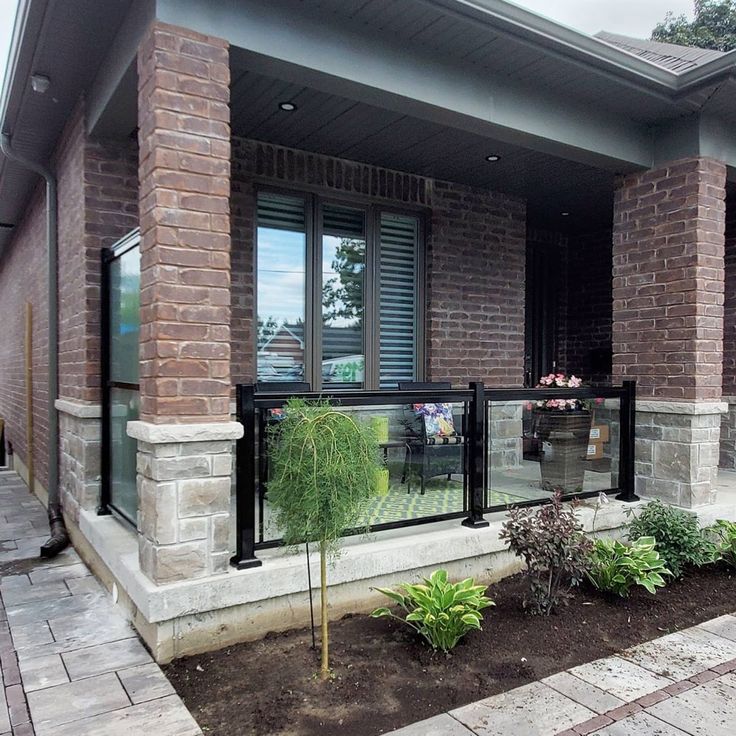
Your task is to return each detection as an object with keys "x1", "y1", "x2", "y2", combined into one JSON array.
[
  {"x1": 0, "y1": 470, "x2": 202, "y2": 736},
  {"x1": 389, "y1": 616, "x2": 736, "y2": 736}
]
